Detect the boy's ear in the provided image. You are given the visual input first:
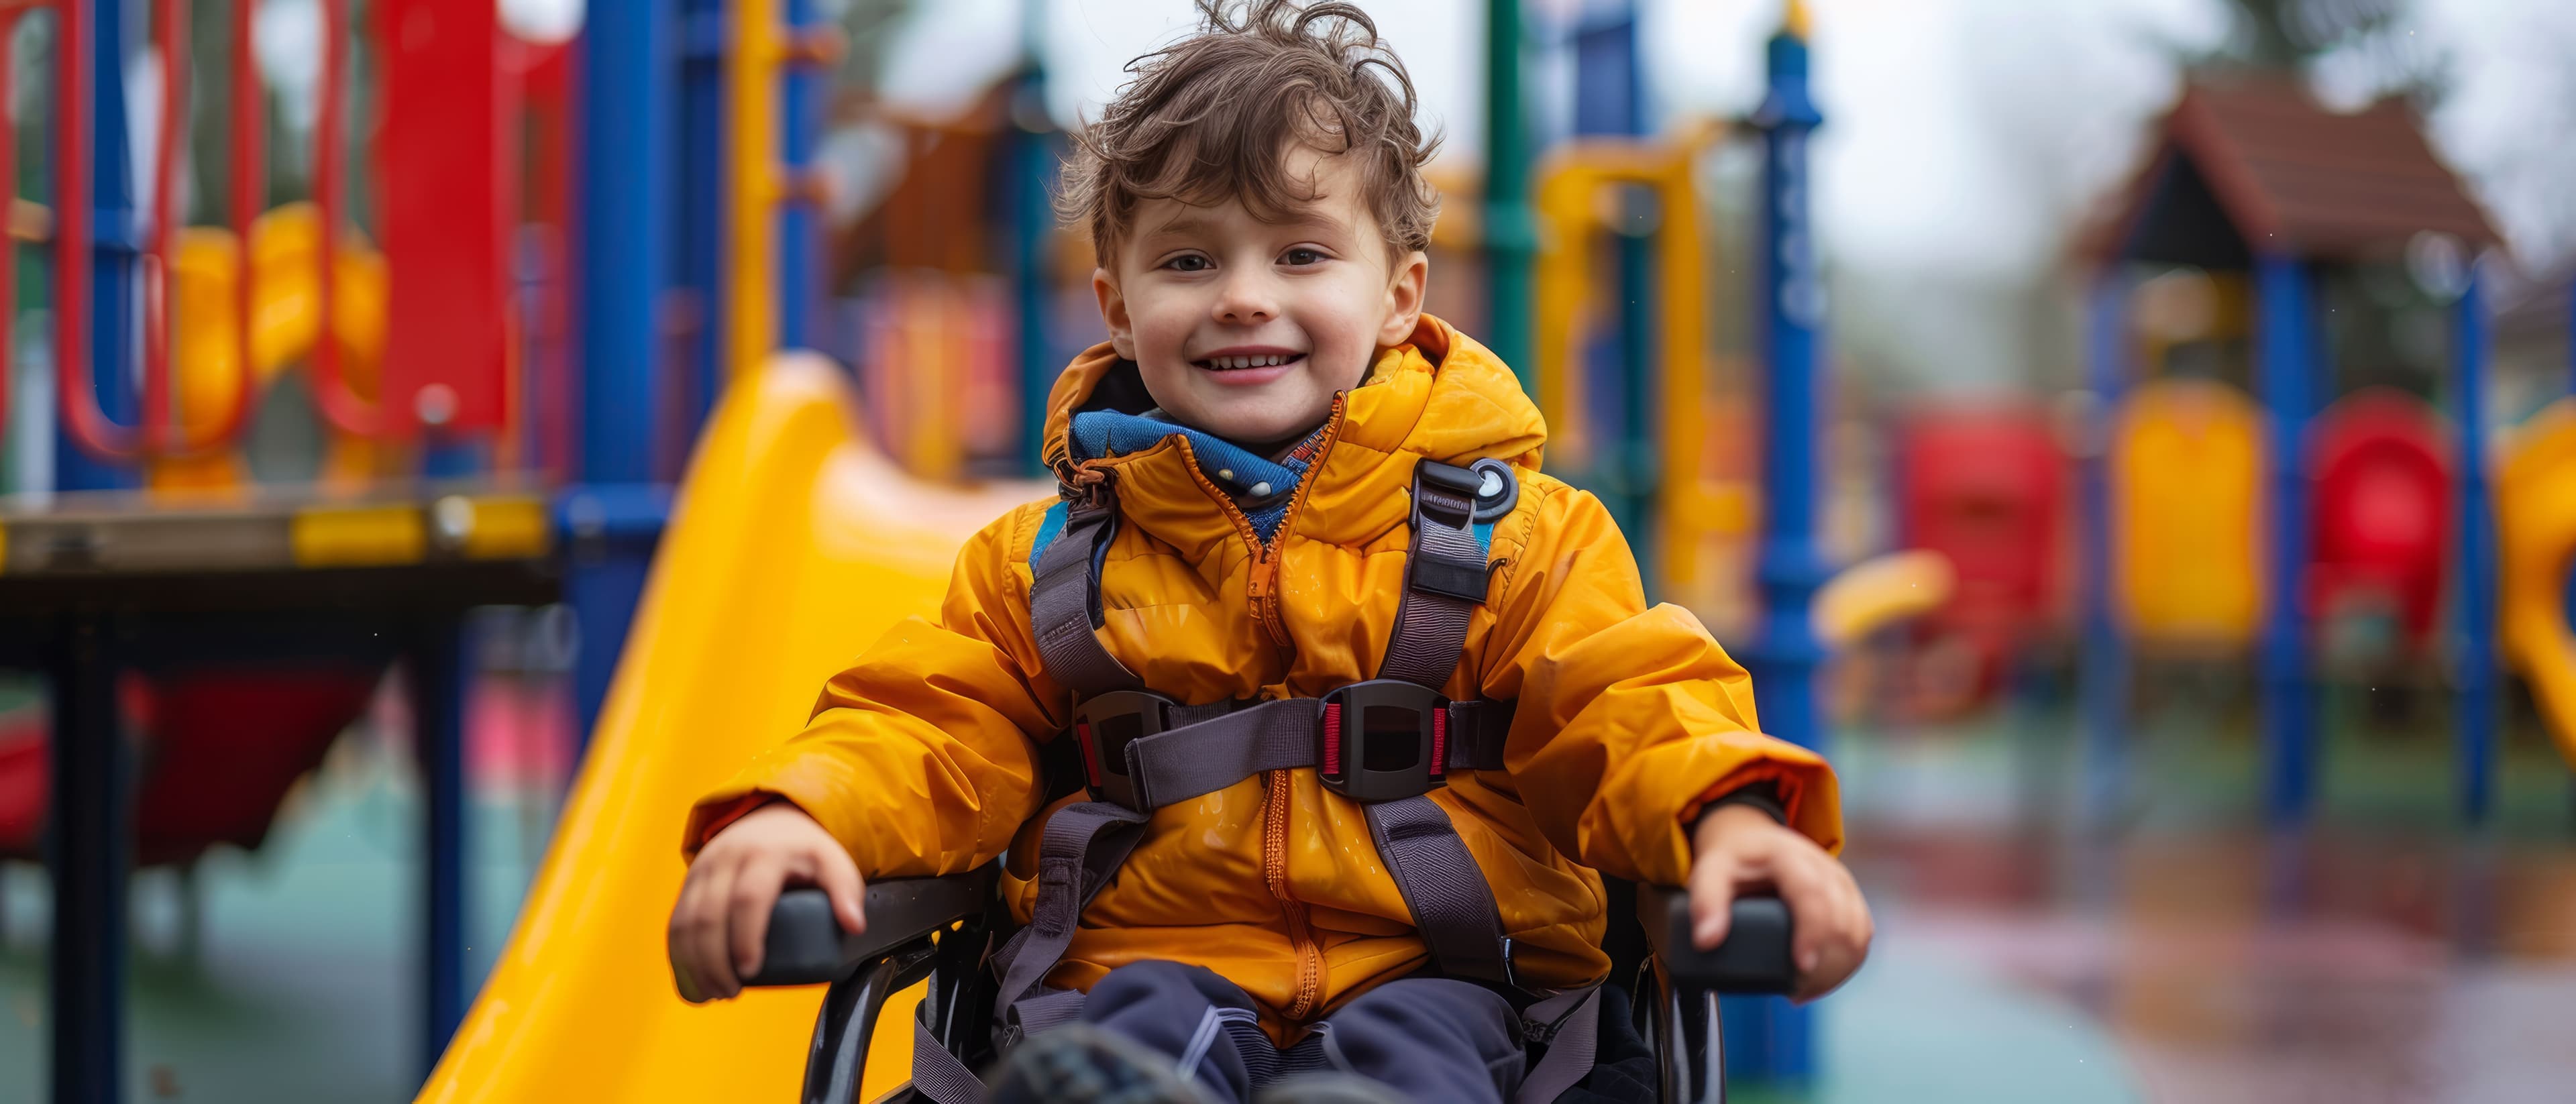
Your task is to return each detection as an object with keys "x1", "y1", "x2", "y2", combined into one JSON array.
[
  {"x1": 1093, "y1": 268, "x2": 1137, "y2": 360},
  {"x1": 1376, "y1": 250, "x2": 1430, "y2": 349}
]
